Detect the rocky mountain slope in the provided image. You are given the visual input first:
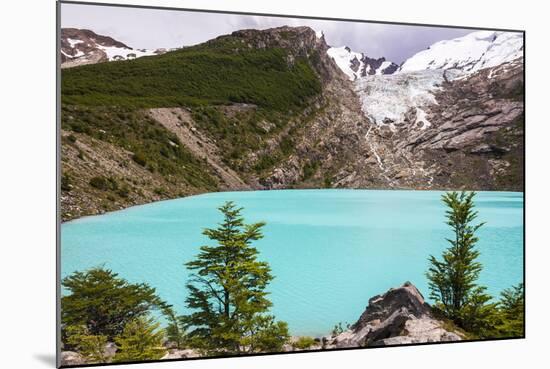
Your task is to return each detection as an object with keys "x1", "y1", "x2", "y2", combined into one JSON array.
[
  {"x1": 60, "y1": 26, "x2": 524, "y2": 220},
  {"x1": 61, "y1": 28, "x2": 172, "y2": 68}
]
